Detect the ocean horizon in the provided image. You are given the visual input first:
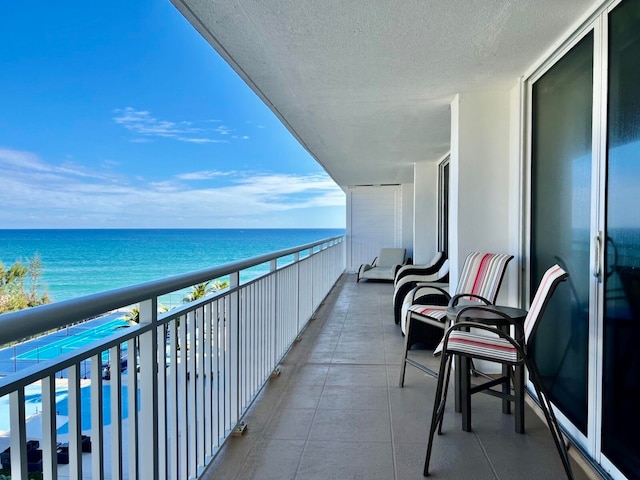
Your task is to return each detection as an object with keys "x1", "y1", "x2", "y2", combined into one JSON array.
[{"x1": 0, "y1": 228, "x2": 344, "y2": 304}]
